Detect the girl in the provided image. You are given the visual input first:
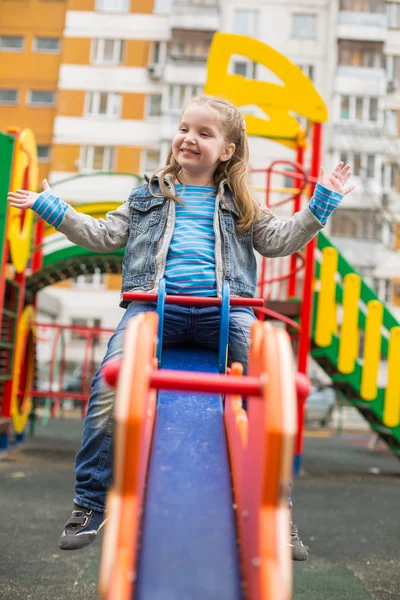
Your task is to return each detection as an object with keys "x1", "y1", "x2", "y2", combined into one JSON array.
[{"x1": 8, "y1": 95, "x2": 353, "y2": 559}]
